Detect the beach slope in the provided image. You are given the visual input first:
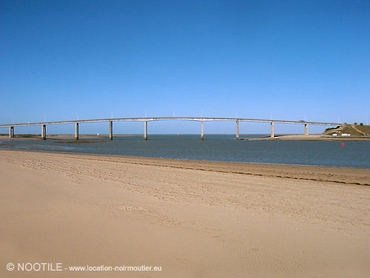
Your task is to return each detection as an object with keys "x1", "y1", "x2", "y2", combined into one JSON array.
[{"x1": 1, "y1": 150, "x2": 369, "y2": 277}]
